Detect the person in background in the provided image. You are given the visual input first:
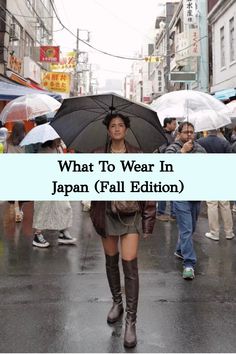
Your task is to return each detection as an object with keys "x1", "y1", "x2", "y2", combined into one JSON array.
[
  {"x1": 90, "y1": 113, "x2": 156, "y2": 348},
  {"x1": 165, "y1": 122, "x2": 206, "y2": 280},
  {"x1": 25, "y1": 115, "x2": 48, "y2": 153},
  {"x1": 232, "y1": 202, "x2": 236, "y2": 213},
  {"x1": 197, "y1": 129, "x2": 234, "y2": 241},
  {"x1": 0, "y1": 127, "x2": 8, "y2": 153},
  {"x1": 6, "y1": 121, "x2": 26, "y2": 222},
  {"x1": 32, "y1": 138, "x2": 76, "y2": 248},
  {"x1": 197, "y1": 129, "x2": 232, "y2": 153},
  {"x1": 156, "y1": 117, "x2": 177, "y2": 222},
  {"x1": 204, "y1": 201, "x2": 234, "y2": 241}
]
